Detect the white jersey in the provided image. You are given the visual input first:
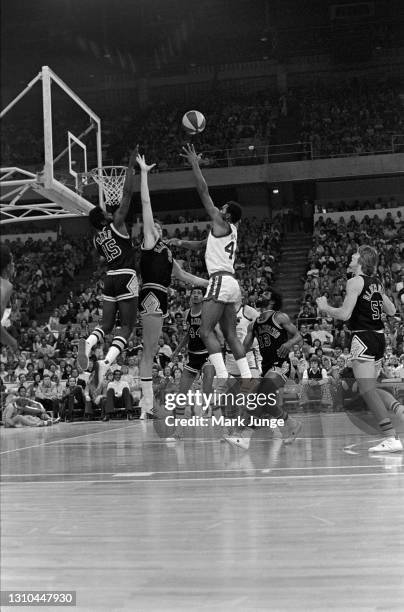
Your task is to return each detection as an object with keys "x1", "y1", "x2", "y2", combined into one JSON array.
[
  {"x1": 226, "y1": 304, "x2": 261, "y2": 375},
  {"x1": 205, "y1": 224, "x2": 237, "y2": 276}
]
